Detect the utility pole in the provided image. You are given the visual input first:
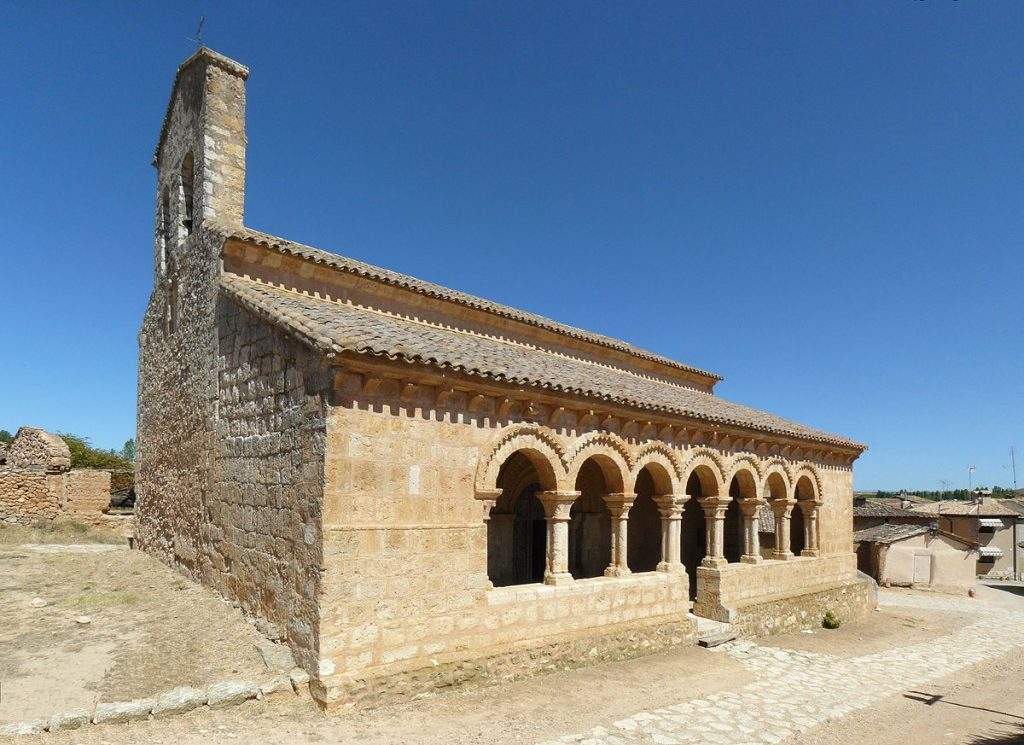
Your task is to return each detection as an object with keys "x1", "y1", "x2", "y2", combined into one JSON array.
[
  {"x1": 968, "y1": 465, "x2": 976, "y2": 494},
  {"x1": 1012, "y1": 446, "x2": 1018, "y2": 491}
]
